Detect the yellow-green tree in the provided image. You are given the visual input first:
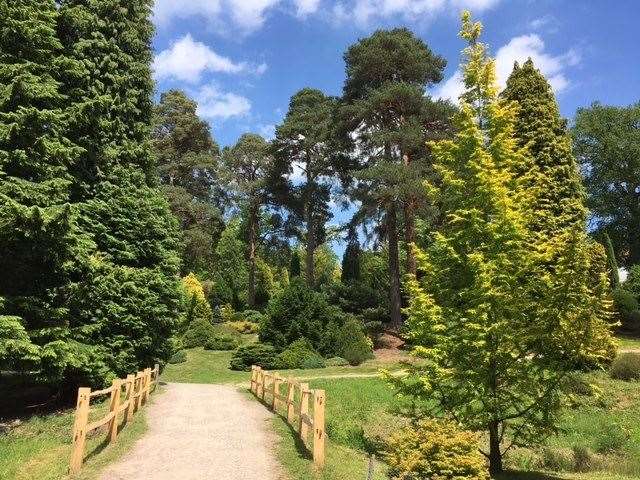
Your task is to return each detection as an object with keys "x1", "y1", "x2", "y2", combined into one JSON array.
[
  {"x1": 182, "y1": 273, "x2": 212, "y2": 325},
  {"x1": 393, "y1": 13, "x2": 615, "y2": 475}
]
